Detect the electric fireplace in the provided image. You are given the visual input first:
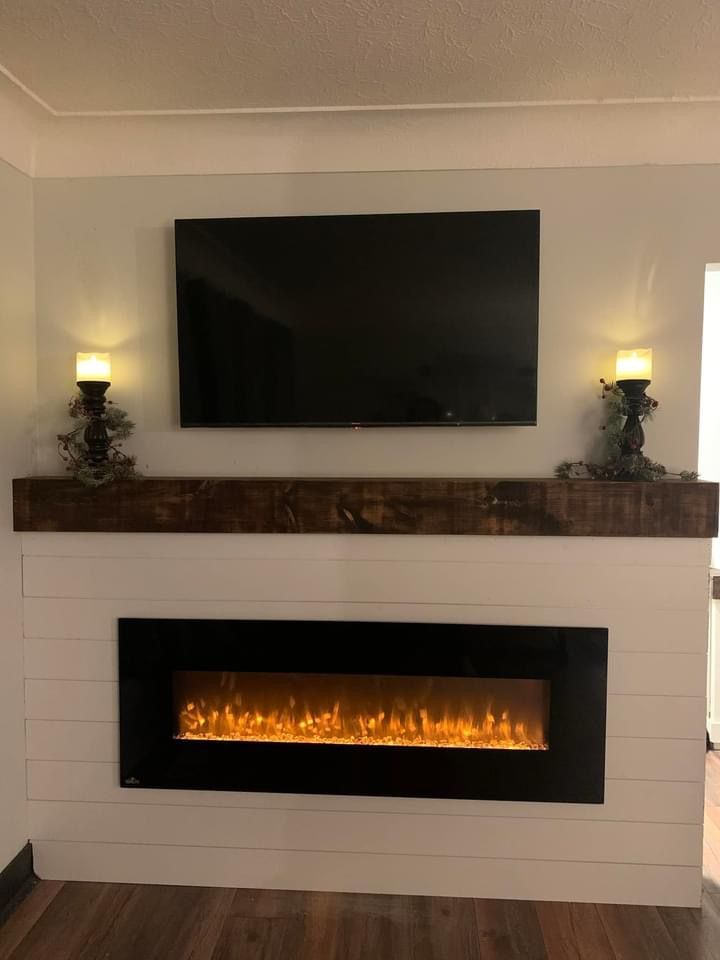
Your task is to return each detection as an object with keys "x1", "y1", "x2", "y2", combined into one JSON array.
[{"x1": 119, "y1": 619, "x2": 608, "y2": 803}]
